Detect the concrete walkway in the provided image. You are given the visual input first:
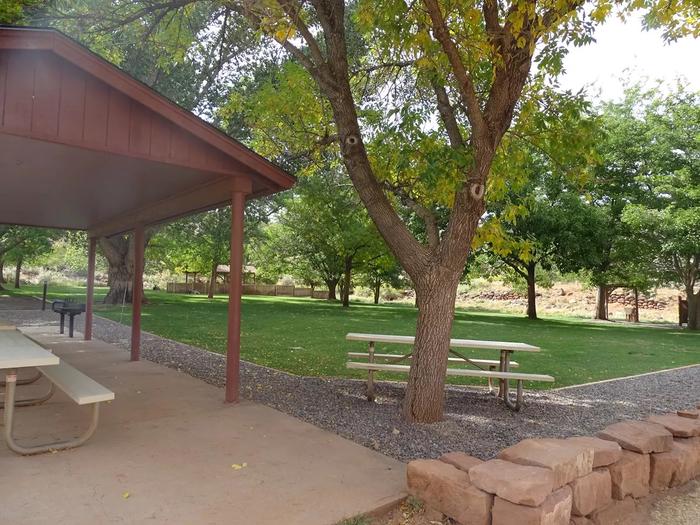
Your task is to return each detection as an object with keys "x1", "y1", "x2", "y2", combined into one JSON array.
[{"x1": 1, "y1": 329, "x2": 405, "y2": 525}]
